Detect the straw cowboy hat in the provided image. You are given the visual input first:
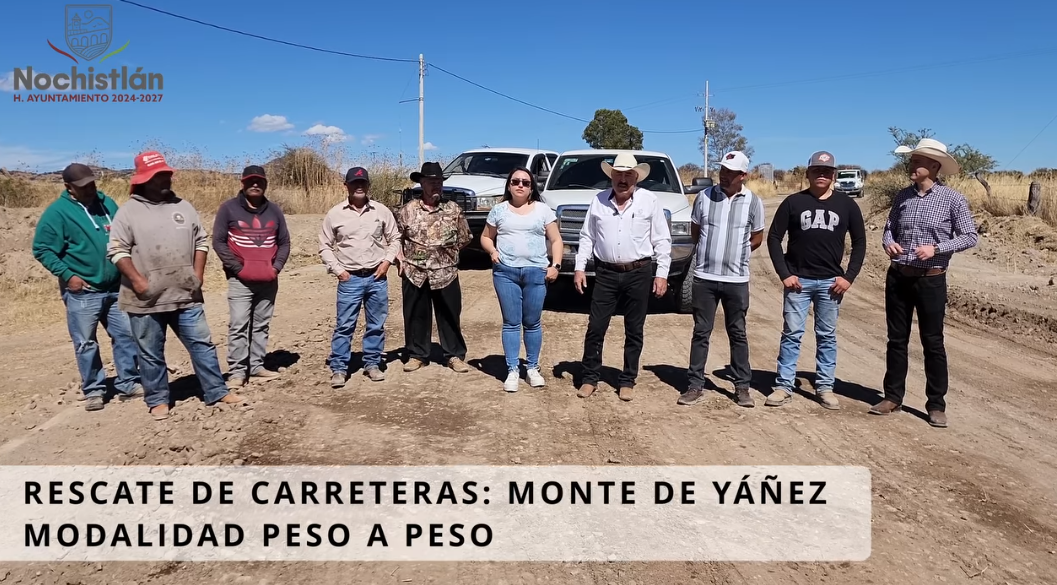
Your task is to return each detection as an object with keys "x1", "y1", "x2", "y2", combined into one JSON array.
[
  {"x1": 601, "y1": 153, "x2": 650, "y2": 183},
  {"x1": 894, "y1": 138, "x2": 960, "y2": 176}
]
